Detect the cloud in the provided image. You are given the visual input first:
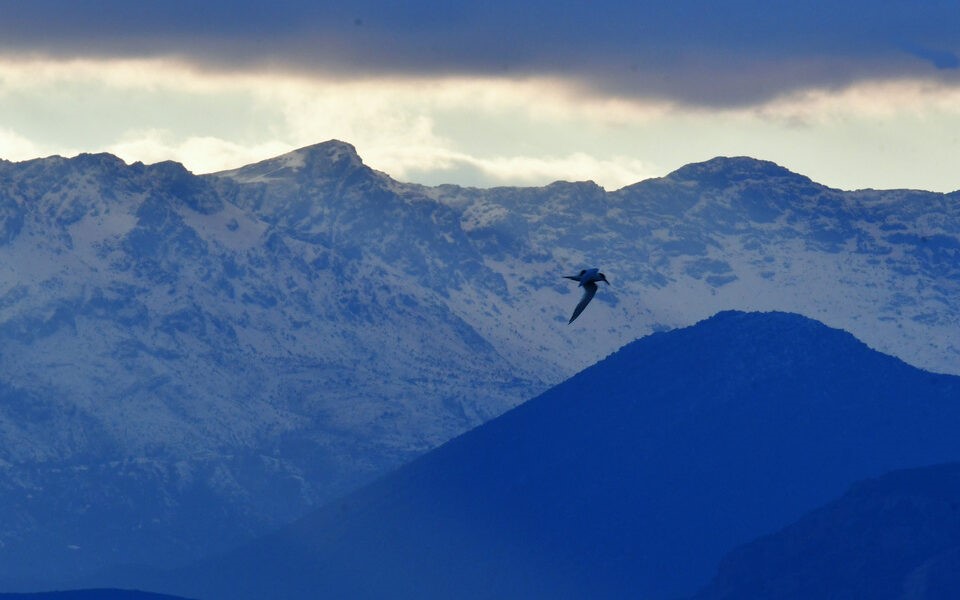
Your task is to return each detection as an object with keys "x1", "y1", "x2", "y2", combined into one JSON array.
[
  {"x1": 2, "y1": 1, "x2": 959, "y2": 107},
  {"x1": 395, "y1": 150, "x2": 657, "y2": 190},
  {"x1": 2, "y1": 56, "x2": 960, "y2": 192},
  {"x1": 0, "y1": 127, "x2": 47, "y2": 161},
  {"x1": 106, "y1": 130, "x2": 291, "y2": 174},
  {"x1": 751, "y1": 79, "x2": 960, "y2": 123},
  {"x1": 0, "y1": 56, "x2": 666, "y2": 186}
]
